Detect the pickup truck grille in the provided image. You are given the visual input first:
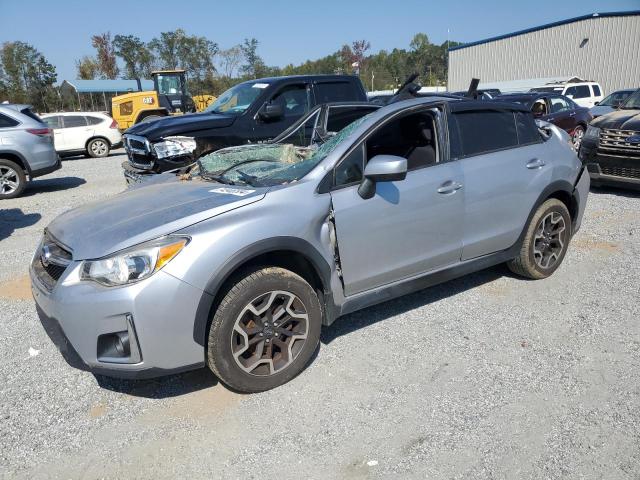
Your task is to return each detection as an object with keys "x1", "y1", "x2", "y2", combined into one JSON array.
[
  {"x1": 597, "y1": 129, "x2": 640, "y2": 158},
  {"x1": 123, "y1": 134, "x2": 154, "y2": 170},
  {"x1": 32, "y1": 233, "x2": 72, "y2": 291}
]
